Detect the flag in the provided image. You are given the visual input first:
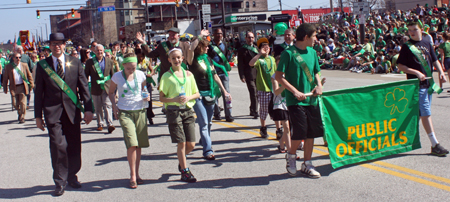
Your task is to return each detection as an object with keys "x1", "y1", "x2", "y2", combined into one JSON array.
[
  {"x1": 16, "y1": 35, "x2": 22, "y2": 46},
  {"x1": 319, "y1": 79, "x2": 421, "y2": 169}
]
